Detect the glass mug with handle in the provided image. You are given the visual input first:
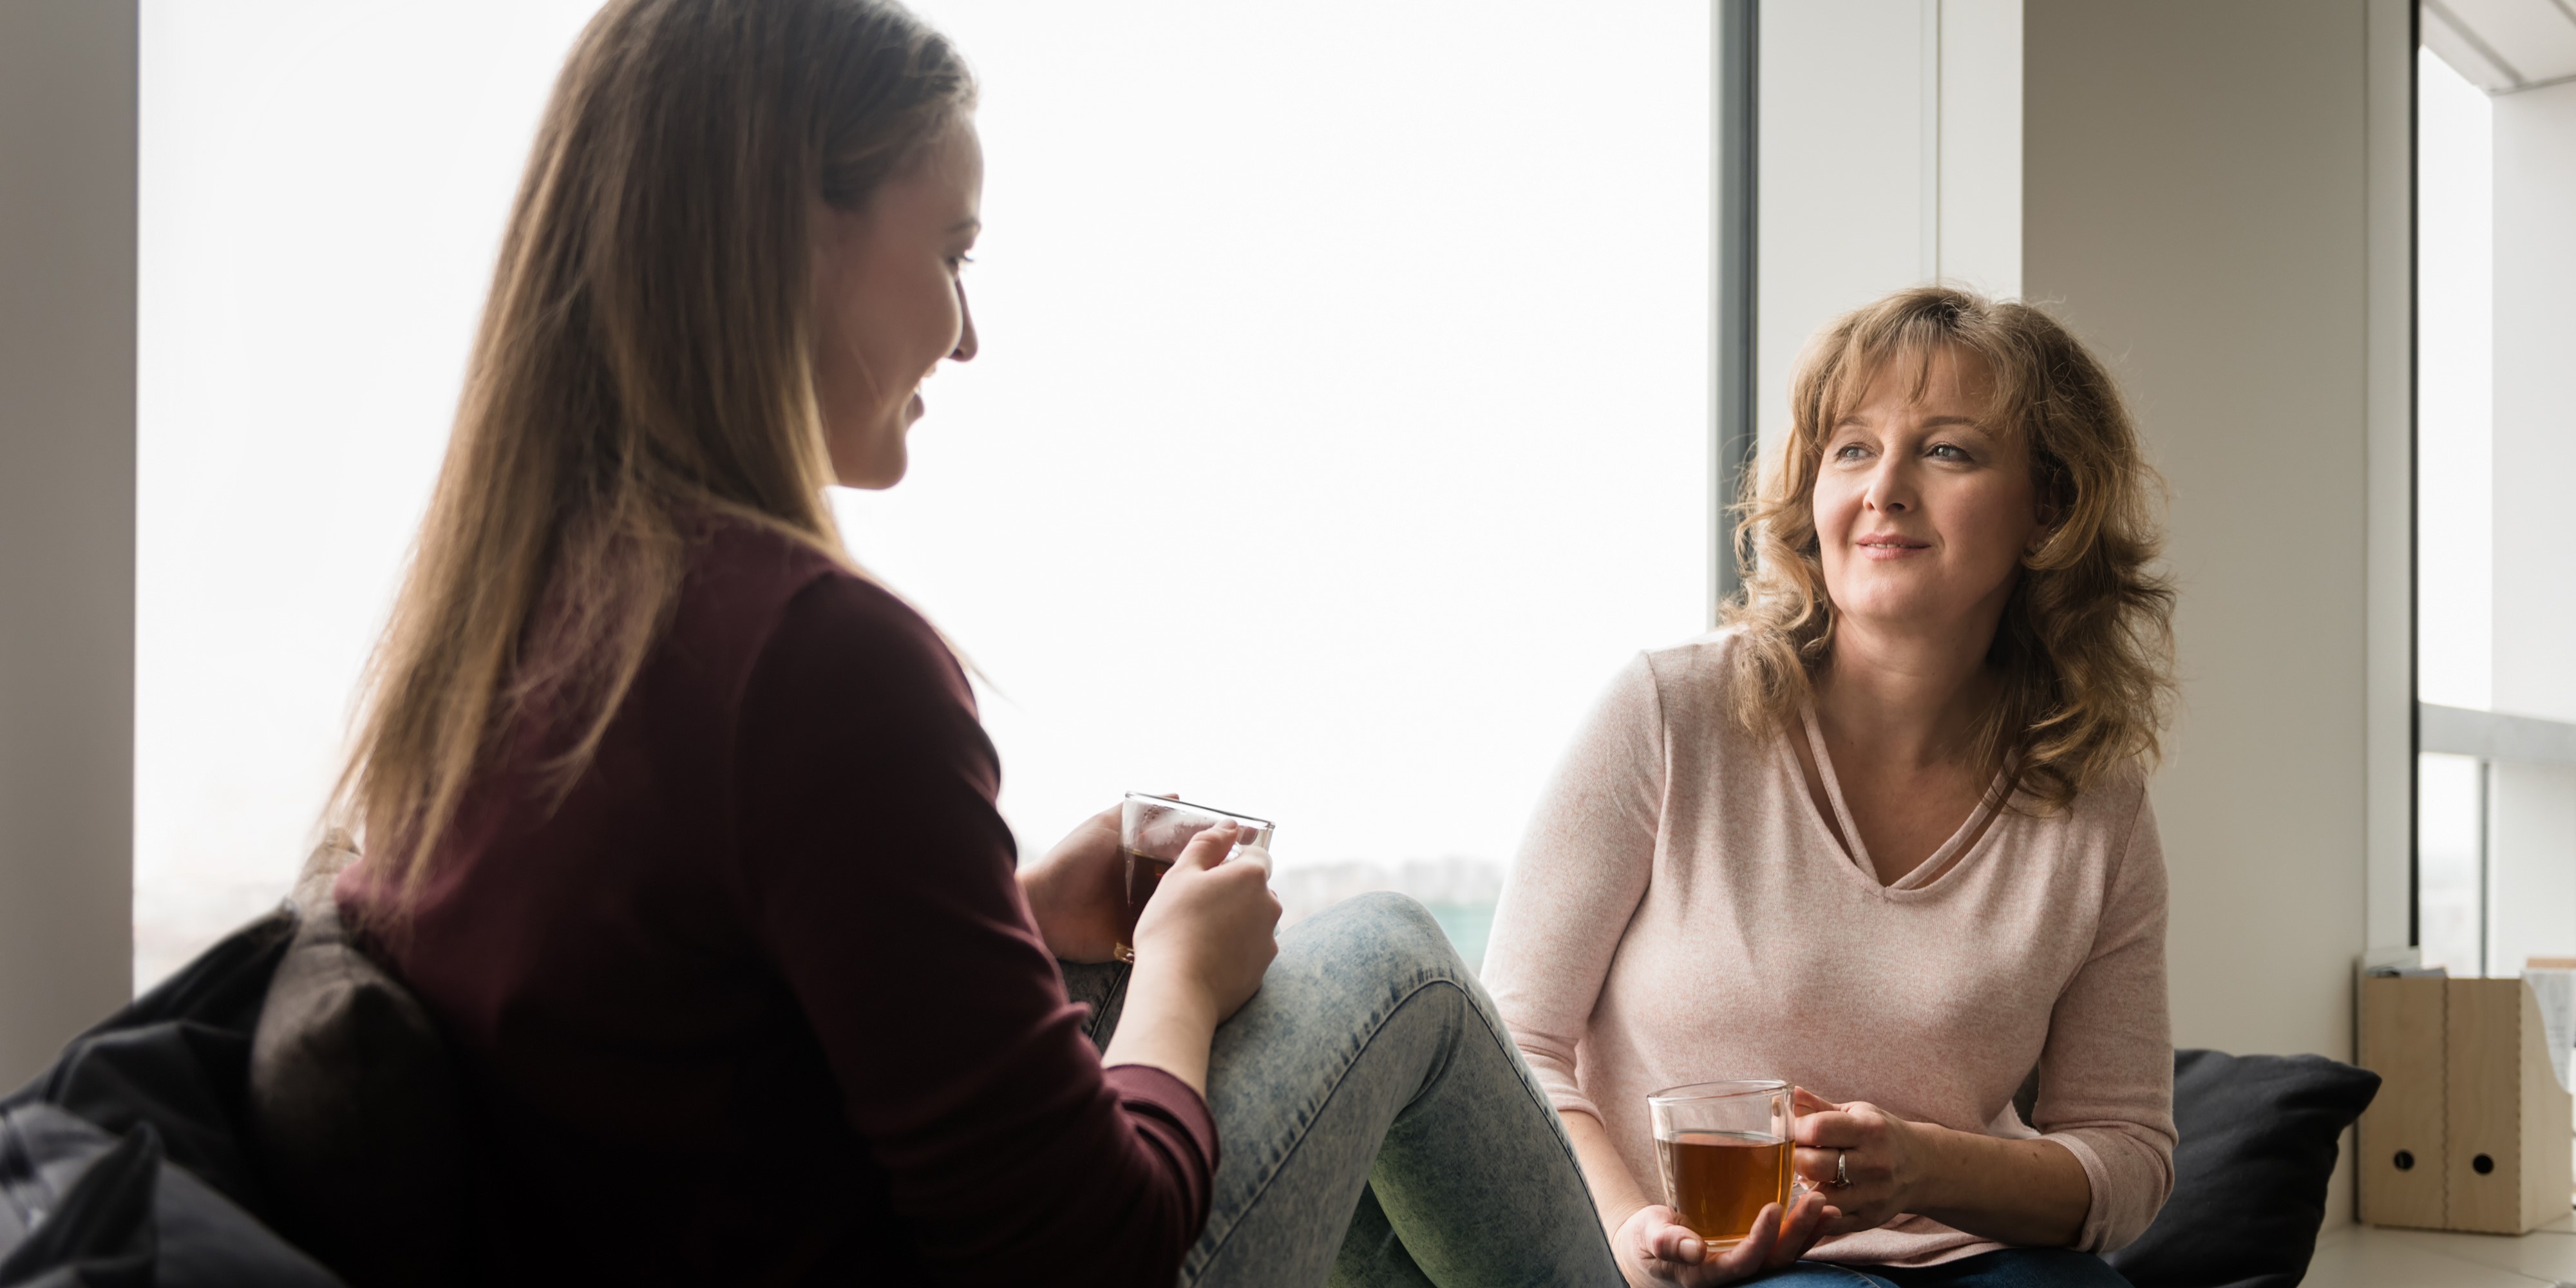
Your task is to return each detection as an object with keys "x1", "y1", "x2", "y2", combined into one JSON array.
[
  {"x1": 1113, "y1": 792, "x2": 1275, "y2": 963},
  {"x1": 1648, "y1": 1080, "x2": 1803, "y2": 1250}
]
